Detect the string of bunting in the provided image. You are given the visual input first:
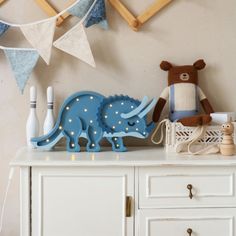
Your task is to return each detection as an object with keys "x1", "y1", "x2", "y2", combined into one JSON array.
[{"x1": 0, "y1": 0, "x2": 107, "y2": 93}]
